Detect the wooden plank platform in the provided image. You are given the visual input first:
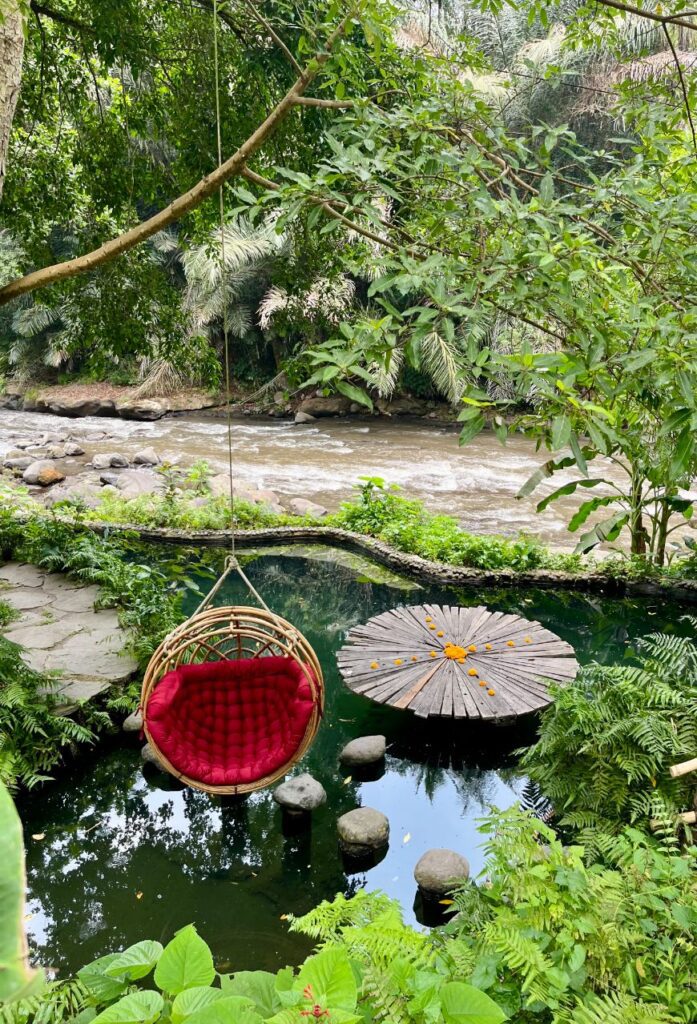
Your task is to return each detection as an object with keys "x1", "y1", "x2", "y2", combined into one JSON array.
[{"x1": 336, "y1": 604, "x2": 578, "y2": 722}]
